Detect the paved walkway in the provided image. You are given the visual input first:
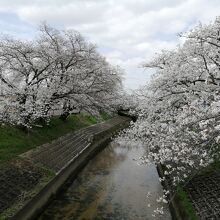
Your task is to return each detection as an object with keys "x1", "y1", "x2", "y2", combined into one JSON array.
[{"x1": 0, "y1": 116, "x2": 130, "y2": 216}]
